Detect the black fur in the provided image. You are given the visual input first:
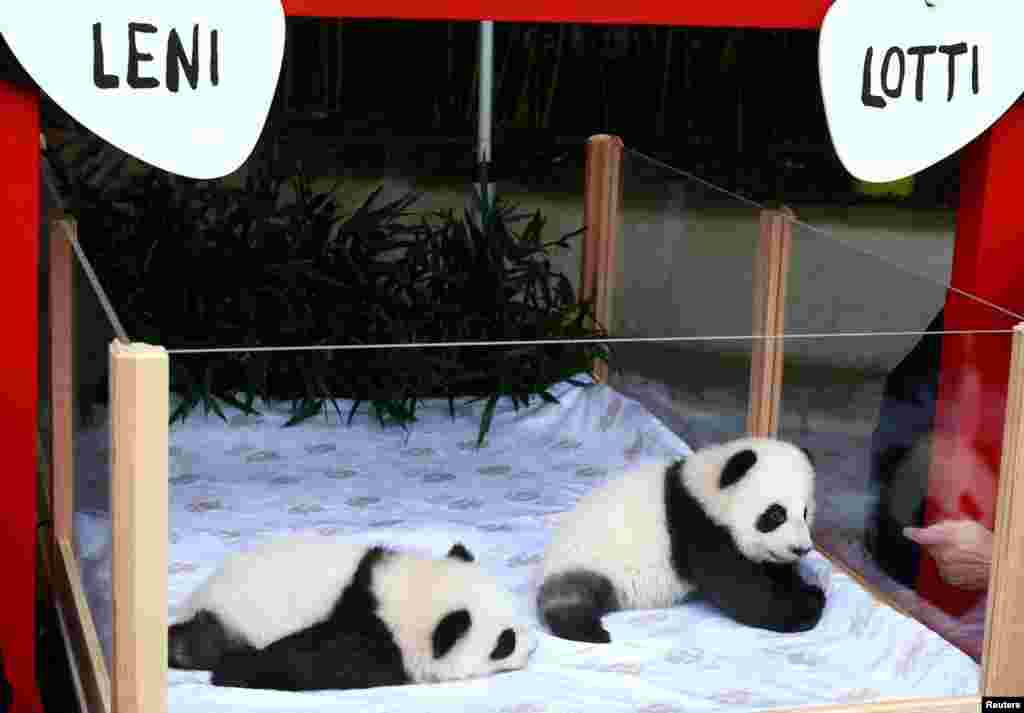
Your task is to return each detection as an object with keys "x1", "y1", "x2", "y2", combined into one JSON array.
[
  {"x1": 432, "y1": 609, "x2": 472, "y2": 659},
  {"x1": 719, "y1": 449, "x2": 758, "y2": 489},
  {"x1": 663, "y1": 460, "x2": 825, "y2": 633},
  {"x1": 211, "y1": 624, "x2": 410, "y2": 691},
  {"x1": 537, "y1": 570, "x2": 619, "y2": 643},
  {"x1": 490, "y1": 628, "x2": 517, "y2": 660},
  {"x1": 447, "y1": 543, "x2": 475, "y2": 562},
  {"x1": 210, "y1": 545, "x2": 415, "y2": 691},
  {"x1": 168, "y1": 609, "x2": 244, "y2": 670}
]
